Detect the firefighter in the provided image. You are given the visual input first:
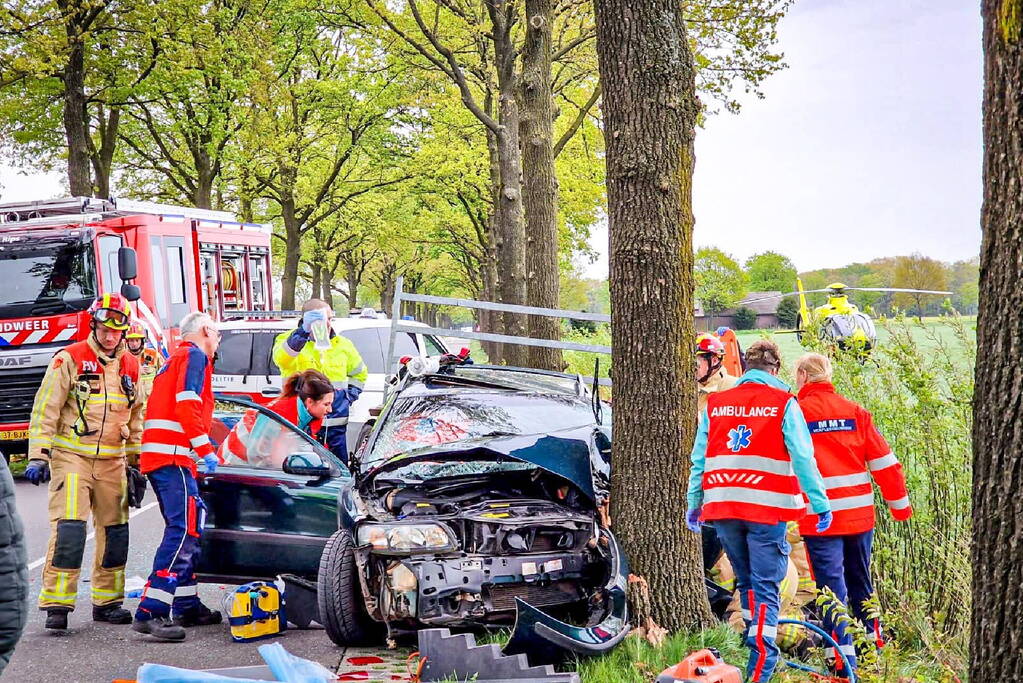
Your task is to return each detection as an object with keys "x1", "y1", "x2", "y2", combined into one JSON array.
[
  {"x1": 23, "y1": 294, "x2": 144, "y2": 631},
  {"x1": 696, "y1": 333, "x2": 738, "y2": 414},
  {"x1": 132, "y1": 312, "x2": 222, "y2": 642},
  {"x1": 220, "y1": 370, "x2": 334, "y2": 467},
  {"x1": 272, "y1": 299, "x2": 368, "y2": 459},
  {"x1": 686, "y1": 339, "x2": 832, "y2": 682},
  {"x1": 795, "y1": 352, "x2": 912, "y2": 675},
  {"x1": 125, "y1": 321, "x2": 164, "y2": 390}
]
